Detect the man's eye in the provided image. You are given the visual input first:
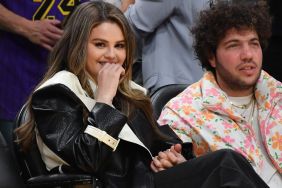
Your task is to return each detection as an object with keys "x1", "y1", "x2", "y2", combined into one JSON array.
[
  {"x1": 227, "y1": 44, "x2": 238, "y2": 48},
  {"x1": 251, "y1": 42, "x2": 260, "y2": 47}
]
